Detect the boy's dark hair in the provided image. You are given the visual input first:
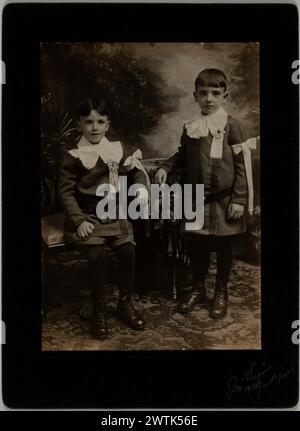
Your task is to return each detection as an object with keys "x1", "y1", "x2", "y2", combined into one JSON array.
[
  {"x1": 195, "y1": 68, "x2": 227, "y2": 92},
  {"x1": 77, "y1": 97, "x2": 110, "y2": 119}
]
